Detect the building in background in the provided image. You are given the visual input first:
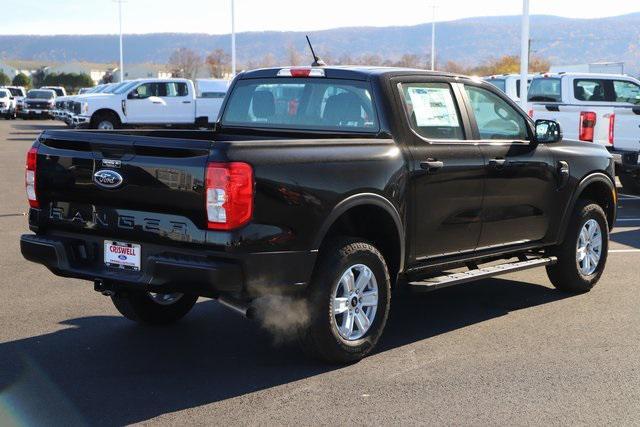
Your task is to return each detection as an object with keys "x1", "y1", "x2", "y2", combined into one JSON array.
[
  {"x1": 45, "y1": 62, "x2": 114, "y2": 85},
  {"x1": 112, "y1": 63, "x2": 173, "y2": 81}
]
